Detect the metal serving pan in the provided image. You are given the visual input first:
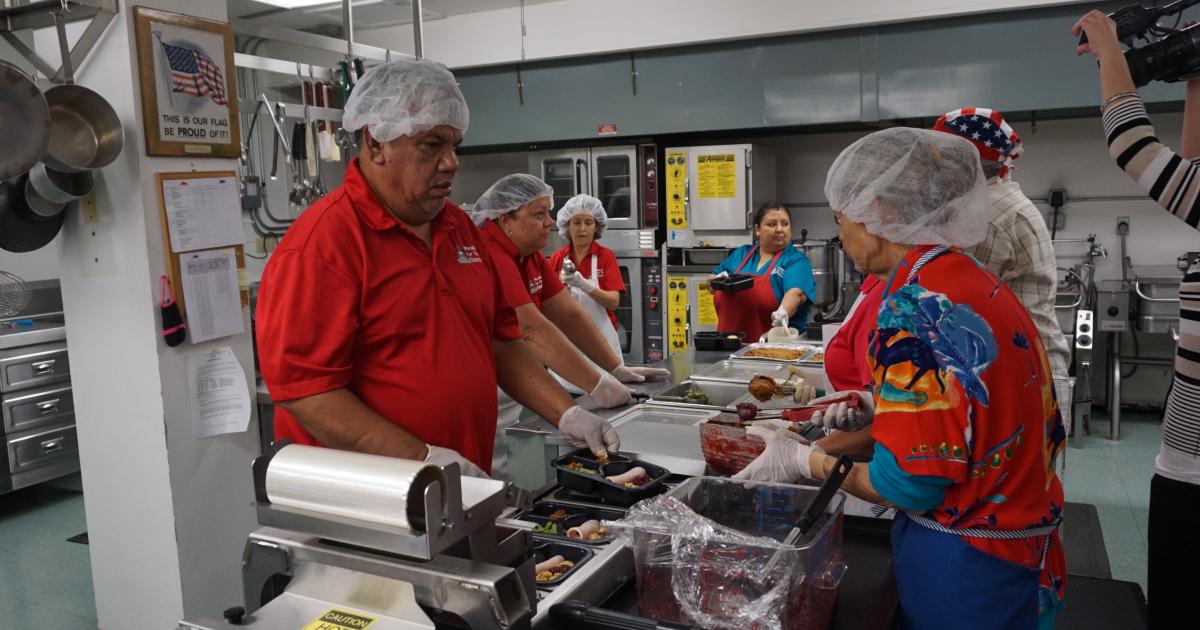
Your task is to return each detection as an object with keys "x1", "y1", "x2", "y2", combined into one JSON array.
[
  {"x1": 730, "y1": 342, "x2": 821, "y2": 363},
  {"x1": 690, "y1": 358, "x2": 797, "y2": 384},
  {"x1": 647, "y1": 379, "x2": 749, "y2": 410}
]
